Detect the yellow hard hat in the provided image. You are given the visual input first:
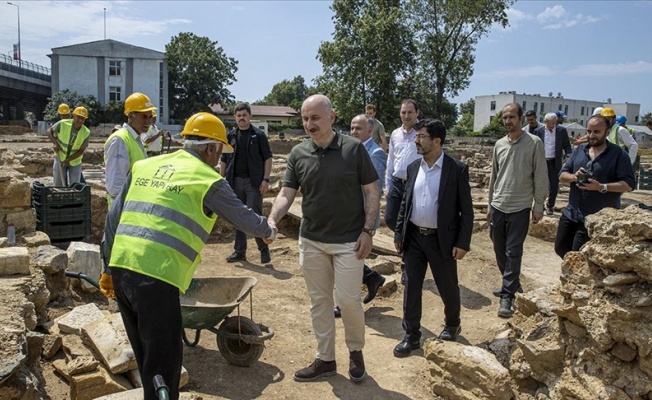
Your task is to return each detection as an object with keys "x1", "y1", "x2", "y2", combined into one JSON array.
[
  {"x1": 180, "y1": 112, "x2": 233, "y2": 153},
  {"x1": 124, "y1": 92, "x2": 157, "y2": 116},
  {"x1": 152, "y1": 109, "x2": 157, "y2": 118},
  {"x1": 73, "y1": 106, "x2": 88, "y2": 119},
  {"x1": 600, "y1": 107, "x2": 616, "y2": 118},
  {"x1": 58, "y1": 103, "x2": 71, "y2": 115}
]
